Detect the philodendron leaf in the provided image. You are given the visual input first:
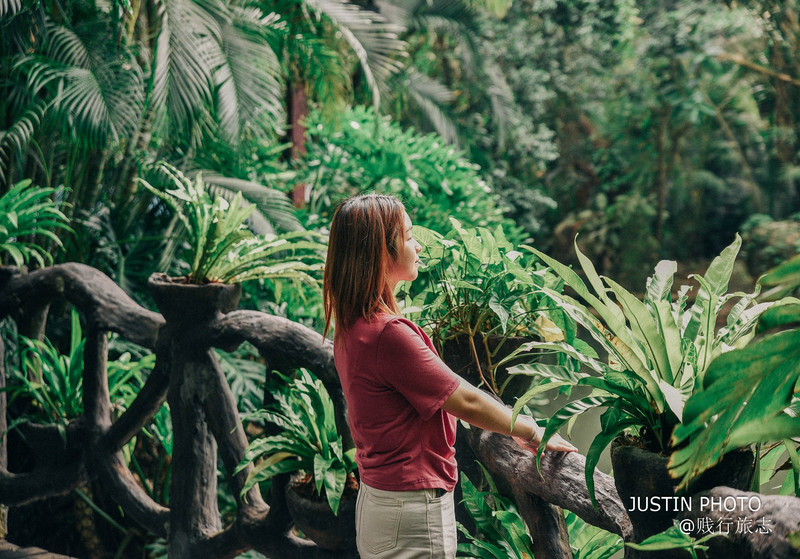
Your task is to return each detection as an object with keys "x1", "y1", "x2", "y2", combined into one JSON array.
[
  {"x1": 760, "y1": 254, "x2": 800, "y2": 300},
  {"x1": 669, "y1": 329, "x2": 800, "y2": 490},
  {"x1": 757, "y1": 301, "x2": 800, "y2": 333}
]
